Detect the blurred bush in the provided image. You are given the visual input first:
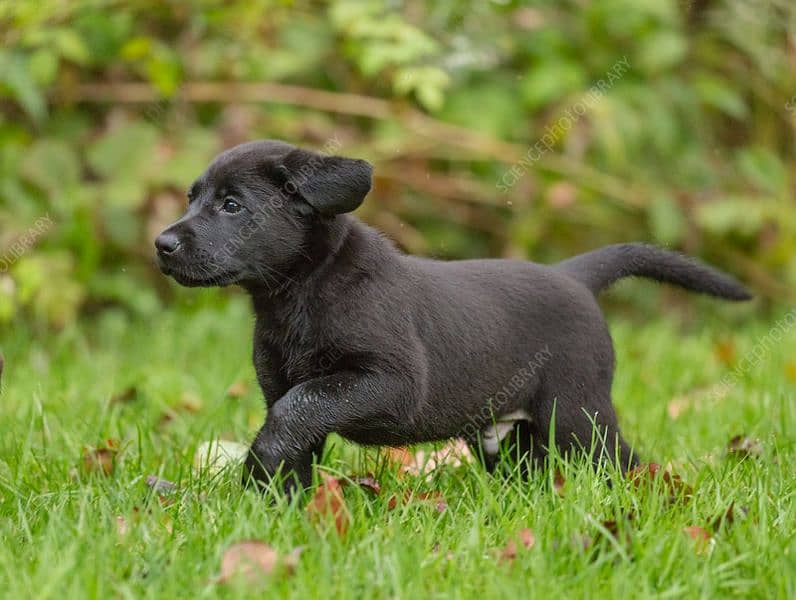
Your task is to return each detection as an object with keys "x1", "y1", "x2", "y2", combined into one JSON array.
[{"x1": 0, "y1": 0, "x2": 794, "y2": 327}]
